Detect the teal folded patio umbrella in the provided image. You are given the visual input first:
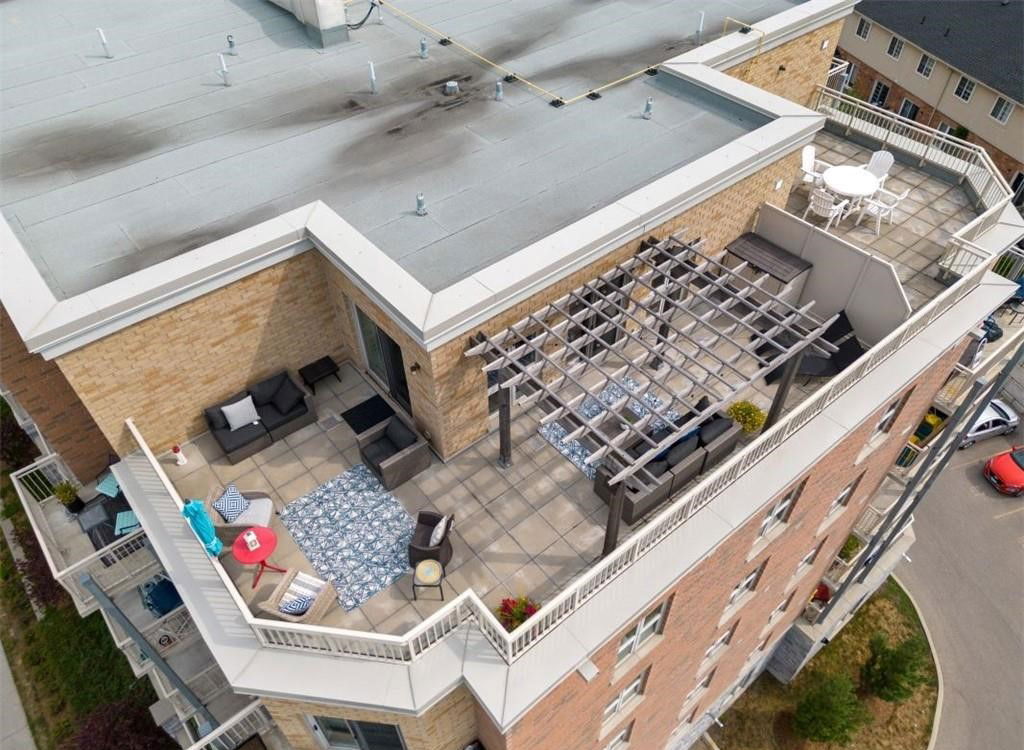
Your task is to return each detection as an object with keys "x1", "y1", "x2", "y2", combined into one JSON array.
[{"x1": 182, "y1": 501, "x2": 222, "y2": 557}]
